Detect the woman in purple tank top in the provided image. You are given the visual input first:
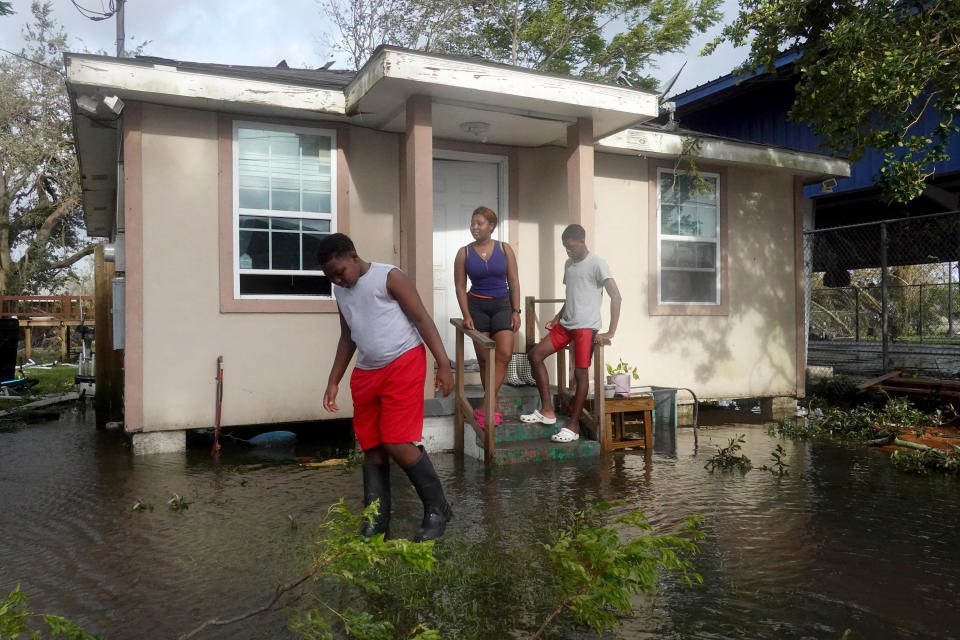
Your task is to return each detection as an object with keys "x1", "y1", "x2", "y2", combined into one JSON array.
[{"x1": 454, "y1": 206, "x2": 521, "y2": 427}]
